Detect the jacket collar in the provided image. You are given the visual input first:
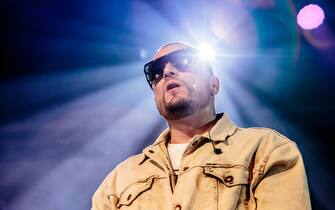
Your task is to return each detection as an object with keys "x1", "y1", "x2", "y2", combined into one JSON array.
[
  {"x1": 205, "y1": 113, "x2": 238, "y2": 142},
  {"x1": 152, "y1": 112, "x2": 238, "y2": 144},
  {"x1": 139, "y1": 113, "x2": 238, "y2": 165}
]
